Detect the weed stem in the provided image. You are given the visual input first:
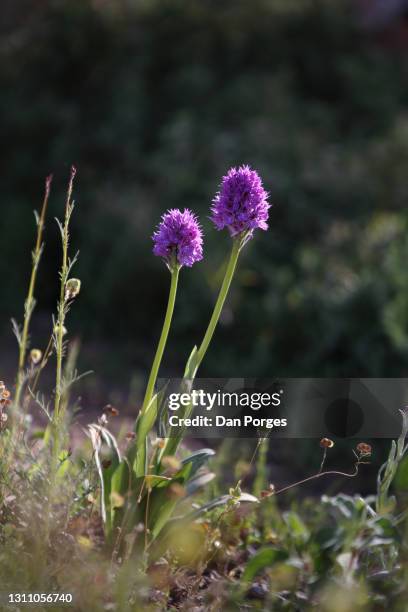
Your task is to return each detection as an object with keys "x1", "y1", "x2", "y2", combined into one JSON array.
[{"x1": 14, "y1": 175, "x2": 52, "y2": 408}]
